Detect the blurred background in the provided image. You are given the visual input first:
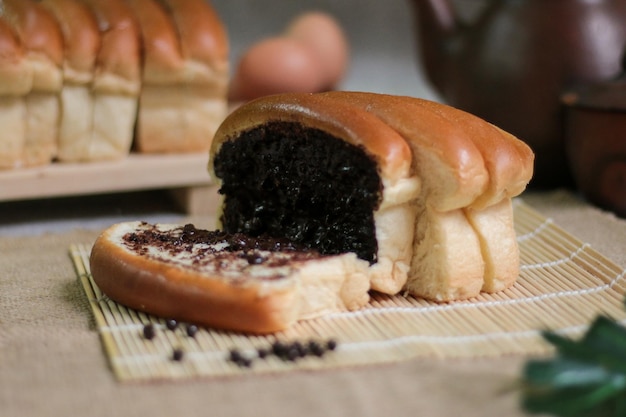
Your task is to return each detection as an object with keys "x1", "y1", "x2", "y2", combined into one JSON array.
[{"x1": 213, "y1": 0, "x2": 440, "y2": 99}]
